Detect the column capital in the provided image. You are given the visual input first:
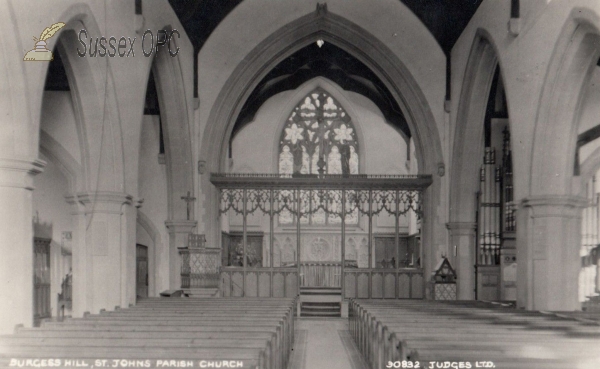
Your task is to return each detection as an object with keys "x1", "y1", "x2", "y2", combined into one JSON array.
[
  {"x1": 65, "y1": 191, "x2": 133, "y2": 214},
  {"x1": 0, "y1": 158, "x2": 45, "y2": 190},
  {"x1": 446, "y1": 222, "x2": 477, "y2": 235},
  {"x1": 134, "y1": 197, "x2": 144, "y2": 208},
  {"x1": 165, "y1": 220, "x2": 197, "y2": 234},
  {"x1": 521, "y1": 195, "x2": 588, "y2": 218}
]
